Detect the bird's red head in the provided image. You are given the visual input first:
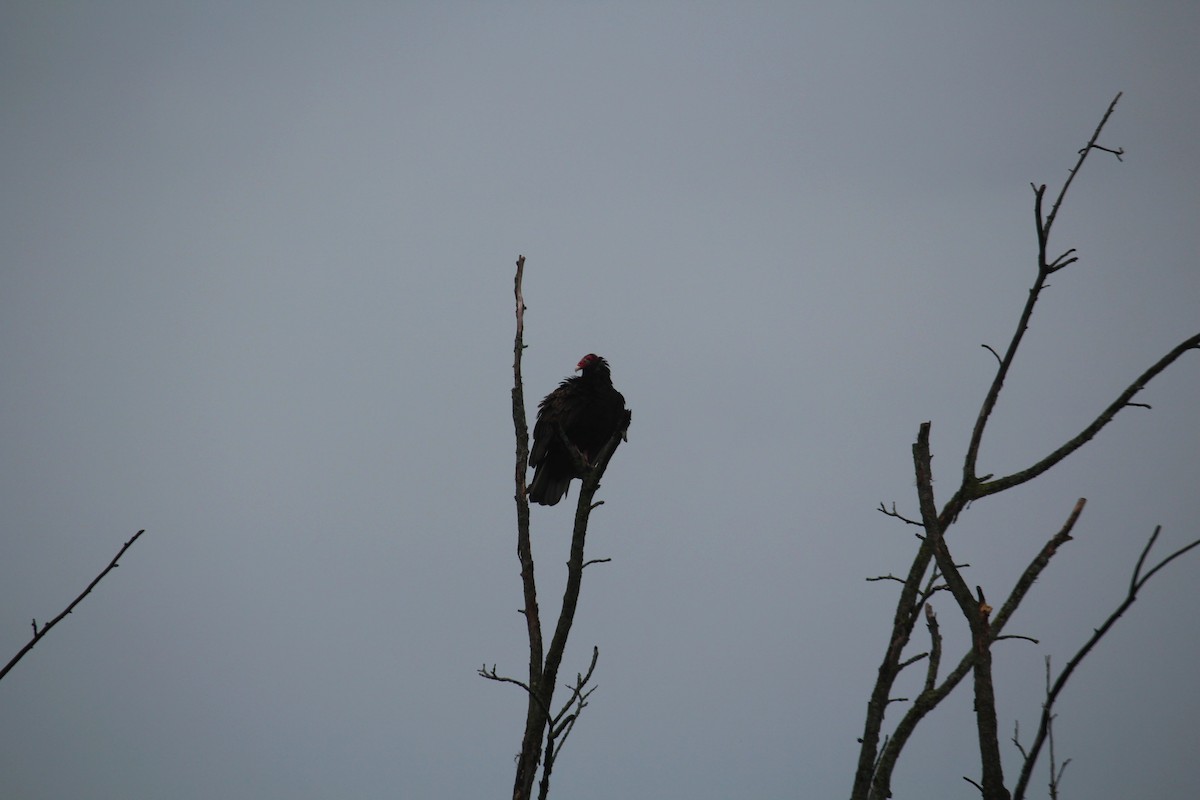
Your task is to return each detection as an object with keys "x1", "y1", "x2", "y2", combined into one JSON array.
[{"x1": 575, "y1": 353, "x2": 603, "y2": 372}]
